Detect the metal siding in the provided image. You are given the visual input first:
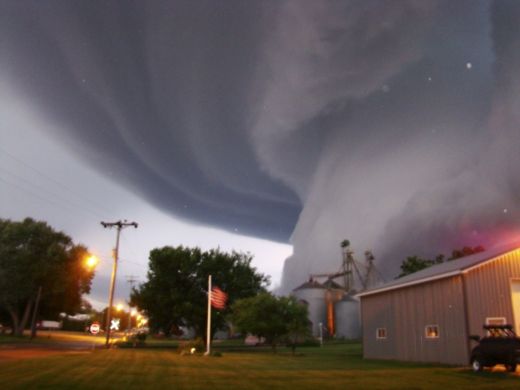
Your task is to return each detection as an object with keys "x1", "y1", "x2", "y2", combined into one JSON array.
[
  {"x1": 335, "y1": 300, "x2": 361, "y2": 339},
  {"x1": 464, "y1": 249, "x2": 520, "y2": 338},
  {"x1": 292, "y1": 288, "x2": 327, "y2": 336},
  {"x1": 361, "y1": 276, "x2": 468, "y2": 365}
]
